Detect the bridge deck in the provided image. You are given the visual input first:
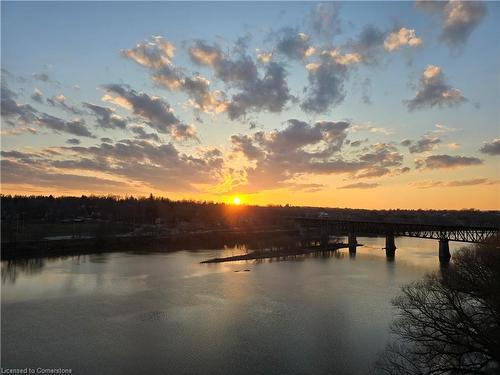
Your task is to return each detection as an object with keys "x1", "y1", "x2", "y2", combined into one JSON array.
[{"x1": 294, "y1": 217, "x2": 499, "y2": 243}]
